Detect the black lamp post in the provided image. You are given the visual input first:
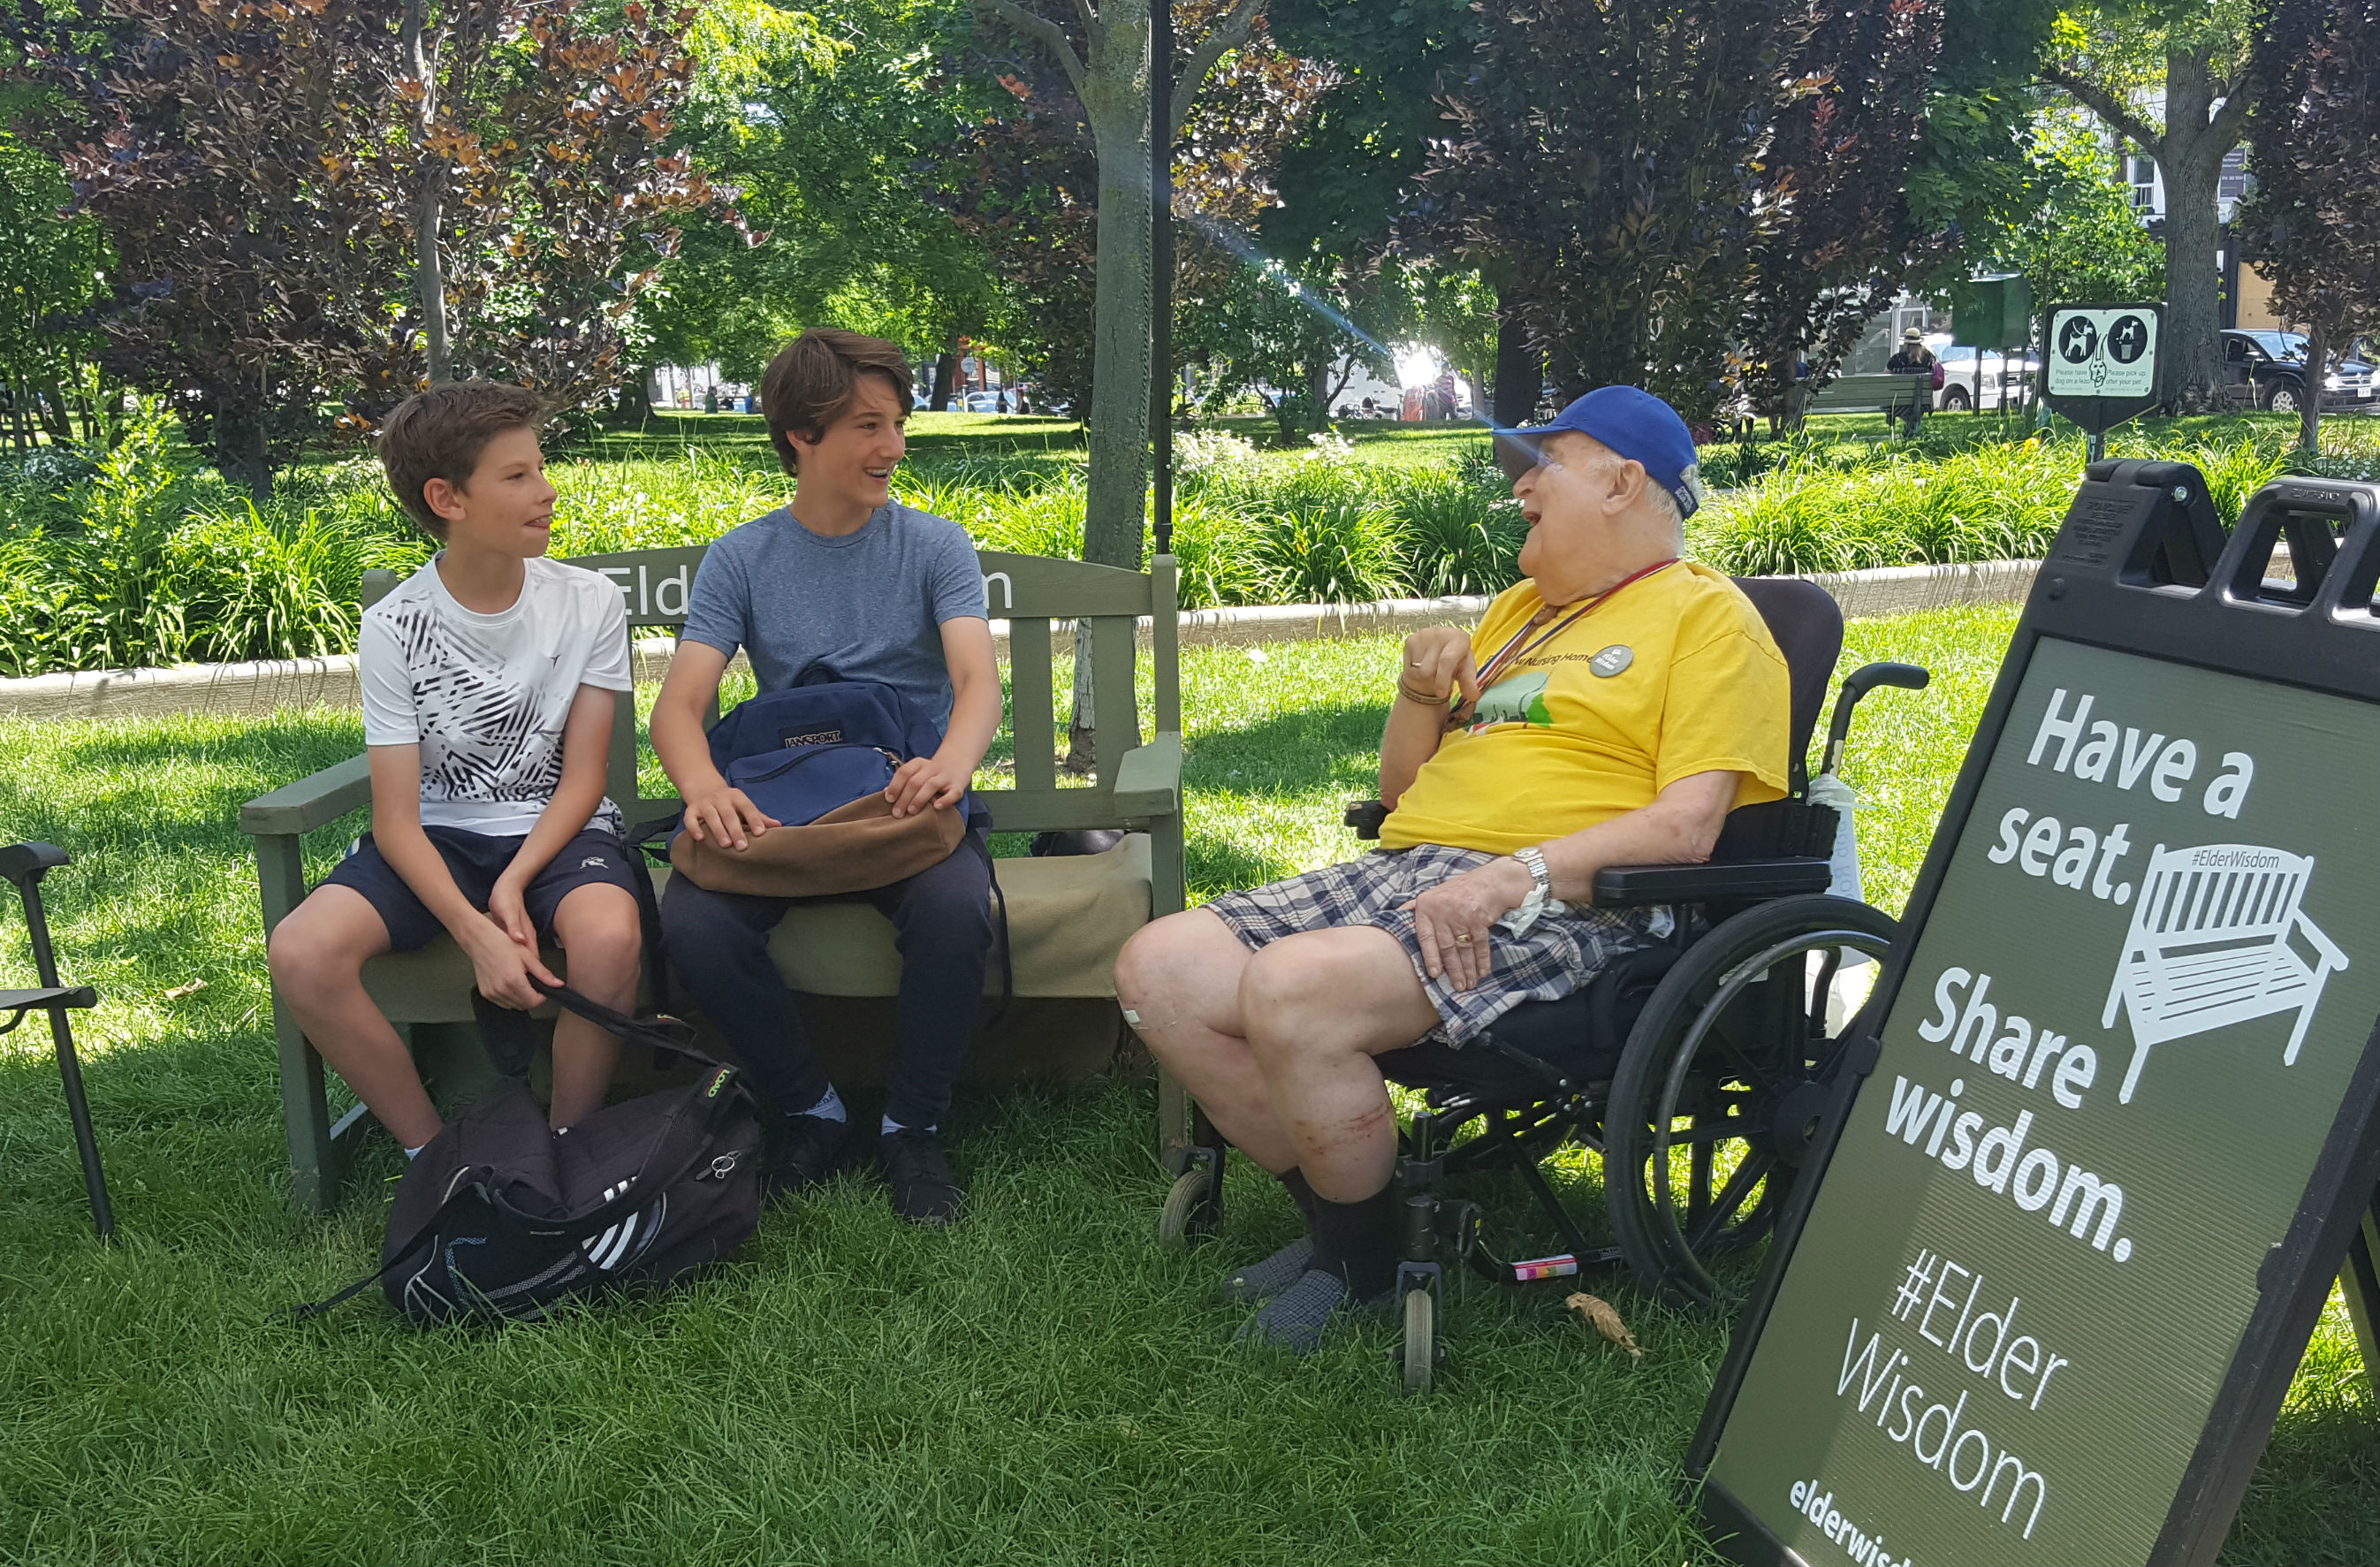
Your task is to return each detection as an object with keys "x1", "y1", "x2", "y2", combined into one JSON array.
[{"x1": 1151, "y1": 0, "x2": 1174, "y2": 559}]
